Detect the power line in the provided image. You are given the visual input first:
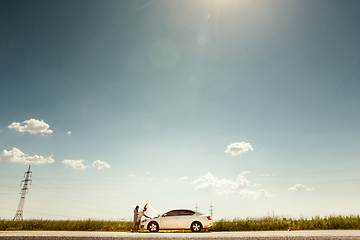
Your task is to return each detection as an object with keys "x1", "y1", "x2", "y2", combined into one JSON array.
[{"x1": 13, "y1": 165, "x2": 32, "y2": 221}]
